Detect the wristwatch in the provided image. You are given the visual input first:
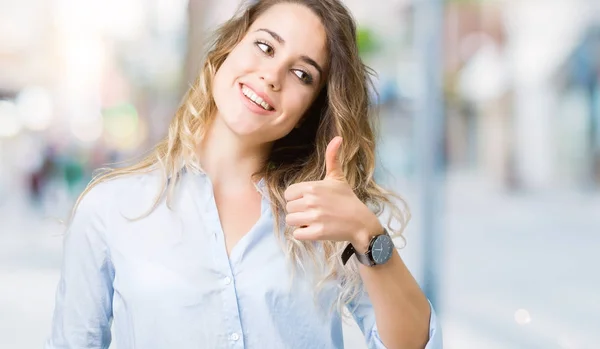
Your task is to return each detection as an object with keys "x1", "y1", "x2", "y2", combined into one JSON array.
[{"x1": 341, "y1": 228, "x2": 394, "y2": 267}]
